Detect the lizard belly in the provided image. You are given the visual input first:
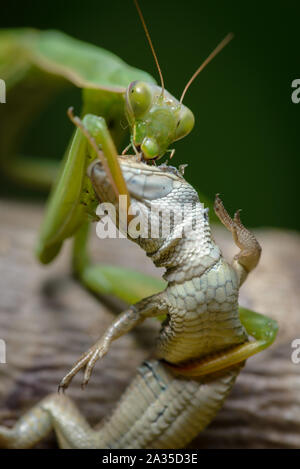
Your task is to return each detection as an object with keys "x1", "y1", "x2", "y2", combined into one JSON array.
[{"x1": 156, "y1": 258, "x2": 248, "y2": 364}]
